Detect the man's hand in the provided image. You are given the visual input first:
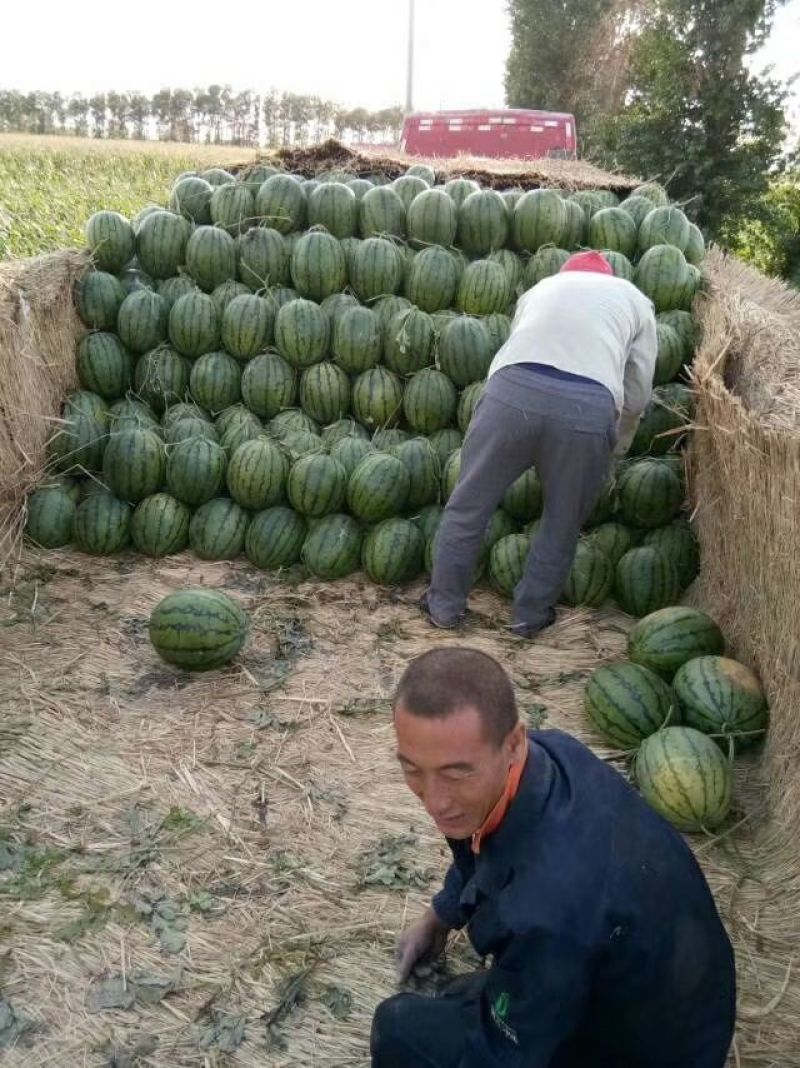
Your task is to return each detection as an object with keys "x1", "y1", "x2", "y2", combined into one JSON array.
[{"x1": 395, "y1": 907, "x2": 450, "y2": 983}]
